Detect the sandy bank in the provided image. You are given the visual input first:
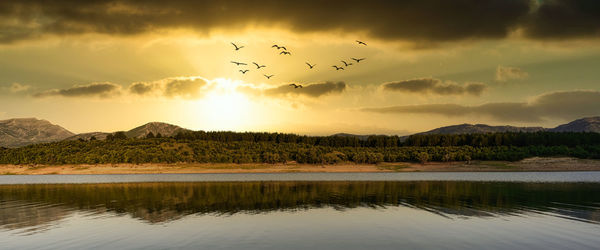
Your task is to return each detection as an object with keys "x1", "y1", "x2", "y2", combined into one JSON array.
[{"x1": 1, "y1": 157, "x2": 599, "y2": 175}]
